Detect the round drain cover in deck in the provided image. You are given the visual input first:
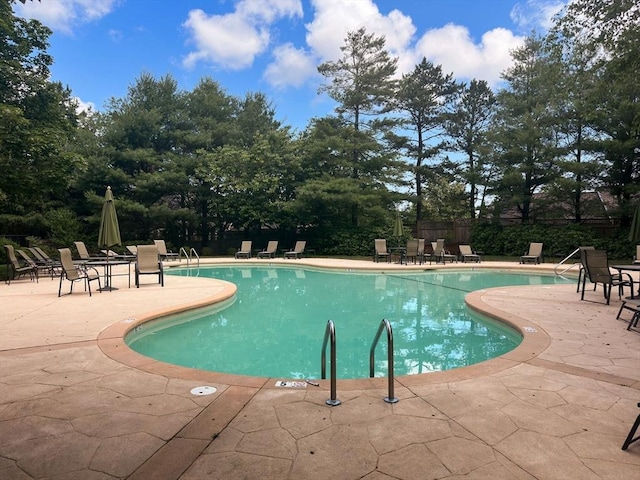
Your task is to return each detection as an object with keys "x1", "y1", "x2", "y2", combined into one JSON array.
[{"x1": 190, "y1": 386, "x2": 217, "y2": 396}]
